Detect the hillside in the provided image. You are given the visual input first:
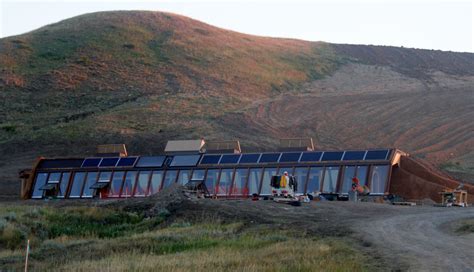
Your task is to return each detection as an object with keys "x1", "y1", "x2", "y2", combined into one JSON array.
[{"x1": 1, "y1": 11, "x2": 473, "y2": 197}]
